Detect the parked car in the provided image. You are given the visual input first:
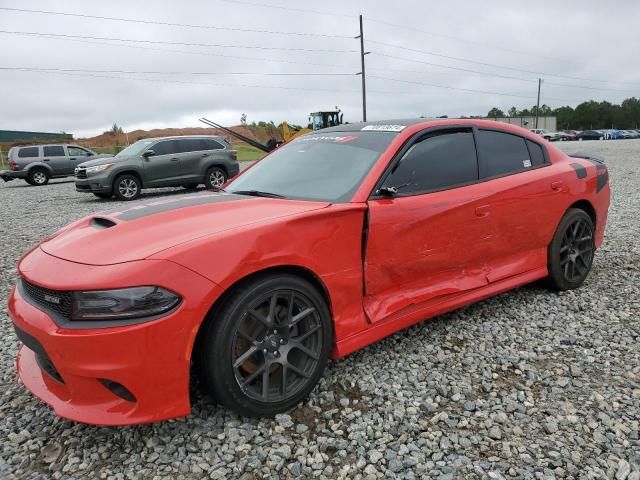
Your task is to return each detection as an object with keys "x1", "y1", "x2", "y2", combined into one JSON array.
[
  {"x1": 74, "y1": 135, "x2": 240, "y2": 200},
  {"x1": 604, "y1": 129, "x2": 623, "y2": 140},
  {"x1": 0, "y1": 144, "x2": 103, "y2": 185},
  {"x1": 9, "y1": 119, "x2": 610, "y2": 424},
  {"x1": 576, "y1": 130, "x2": 604, "y2": 141}
]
